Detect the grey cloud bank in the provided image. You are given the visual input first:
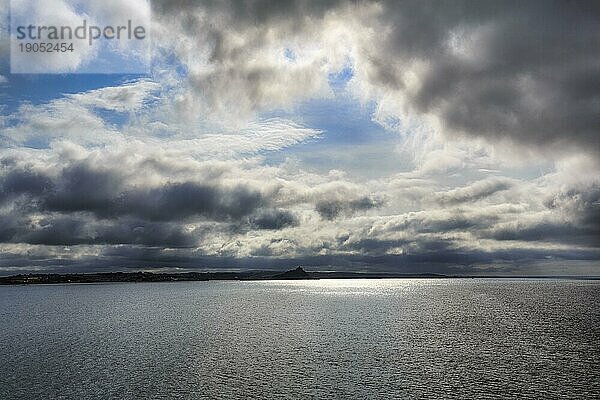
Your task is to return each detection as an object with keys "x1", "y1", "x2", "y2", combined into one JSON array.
[{"x1": 0, "y1": 146, "x2": 597, "y2": 275}]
